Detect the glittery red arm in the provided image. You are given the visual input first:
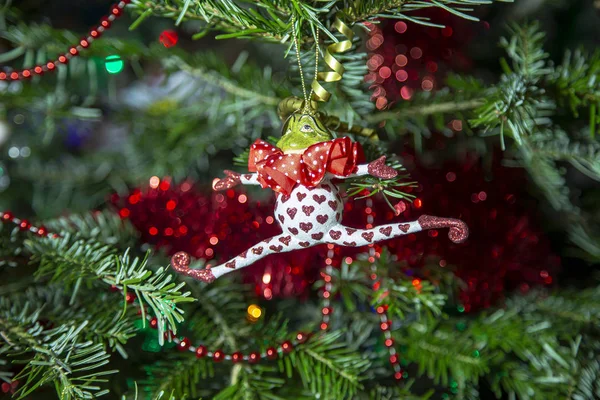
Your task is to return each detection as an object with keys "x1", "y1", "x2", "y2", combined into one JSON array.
[{"x1": 417, "y1": 215, "x2": 469, "y2": 243}]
